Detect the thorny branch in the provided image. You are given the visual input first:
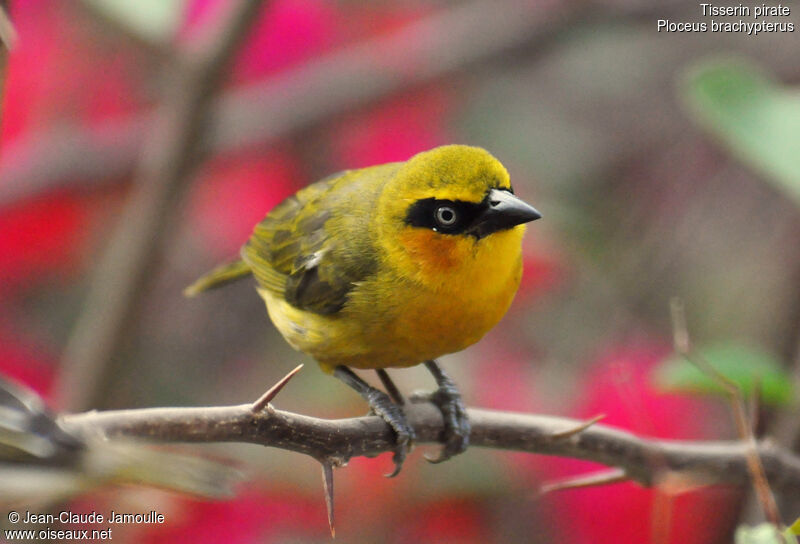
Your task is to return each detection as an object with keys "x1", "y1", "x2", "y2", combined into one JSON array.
[
  {"x1": 54, "y1": 350, "x2": 800, "y2": 536},
  {"x1": 60, "y1": 396, "x2": 800, "y2": 495}
]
